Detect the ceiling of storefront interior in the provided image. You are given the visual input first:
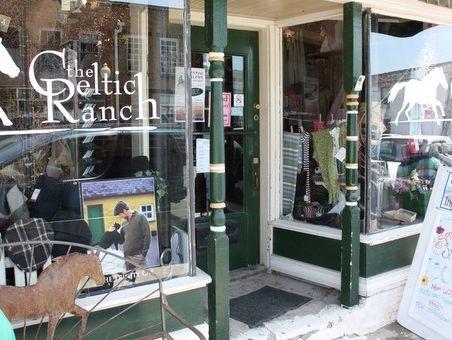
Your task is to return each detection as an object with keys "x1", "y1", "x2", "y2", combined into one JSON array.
[{"x1": 190, "y1": 0, "x2": 340, "y2": 21}]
